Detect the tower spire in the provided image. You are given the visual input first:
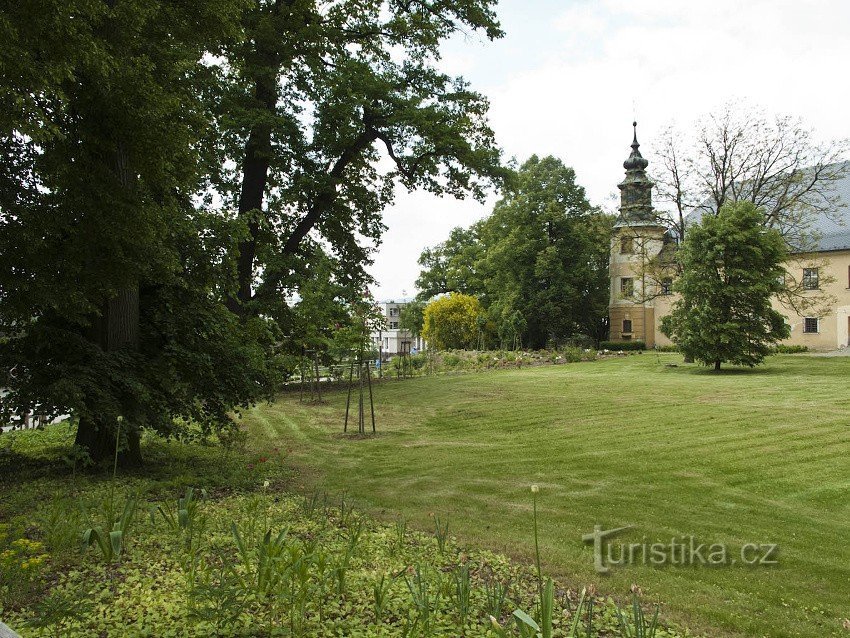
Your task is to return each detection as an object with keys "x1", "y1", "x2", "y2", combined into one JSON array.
[
  {"x1": 617, "y1": 121, "x2": 653, "y2": 223},
  {"x1": 623, "y1": 121, "x2": 649, "y2": 171}
]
